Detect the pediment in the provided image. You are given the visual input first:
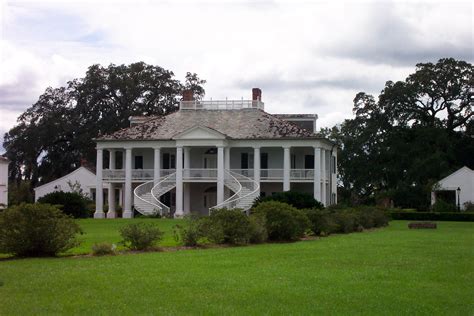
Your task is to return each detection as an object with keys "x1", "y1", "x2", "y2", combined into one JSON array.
[{"x1": 172, "y1": 125, "x2": 227, "y2": 140}]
